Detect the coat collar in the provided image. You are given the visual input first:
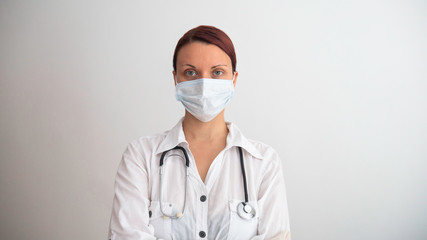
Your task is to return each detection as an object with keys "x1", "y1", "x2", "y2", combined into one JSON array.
[{"x1": 155, "y1": 118, "x2": 262, "y2": 159}]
